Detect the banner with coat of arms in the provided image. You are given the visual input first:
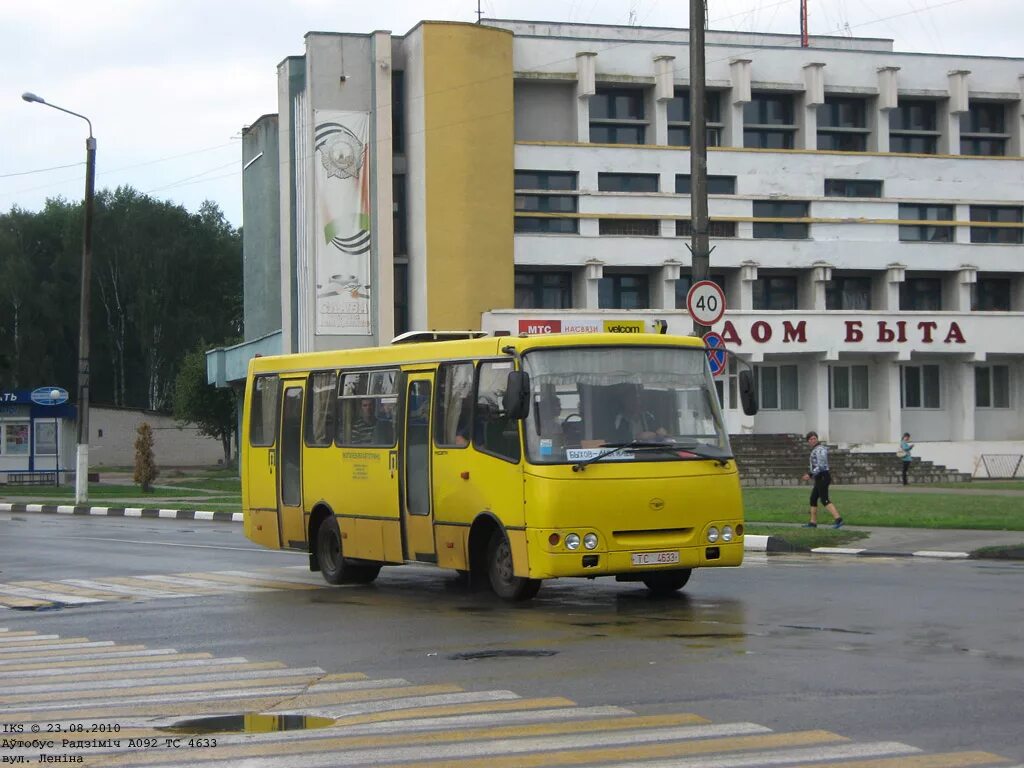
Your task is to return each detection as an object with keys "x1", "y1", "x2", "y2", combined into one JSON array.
[{"x1": 313, "y1": 110, "x2": 372, "y2": 335}]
